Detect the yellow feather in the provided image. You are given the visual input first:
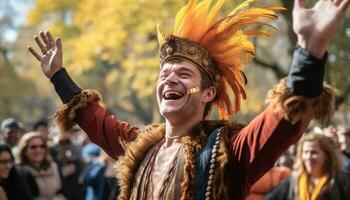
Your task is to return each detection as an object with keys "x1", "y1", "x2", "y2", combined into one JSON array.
[
  {"x1": 229, "y1": 0, "x2": 255, "y2": 16},
  {"x1": 262, "y1": 6, "x2": 288, "y2": 12},
  {"x1": 176, "y1": 0, "x2": 197, "y2": 36},
  {"x1": 174, "y1": 6, "x2": 187, "y2": 33},
  {"x1": 156, "y1": 24, "x2": 165, "y2": 45},
  {"x1": 205, "y1": 0, "x2": 226, "y2": 27},
  {"x1": 243, "y1": 30, "x2": 270, "y2": 36},
  {"x1": 183, "y1": 0, "x2": 212, "y2": 41}
]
